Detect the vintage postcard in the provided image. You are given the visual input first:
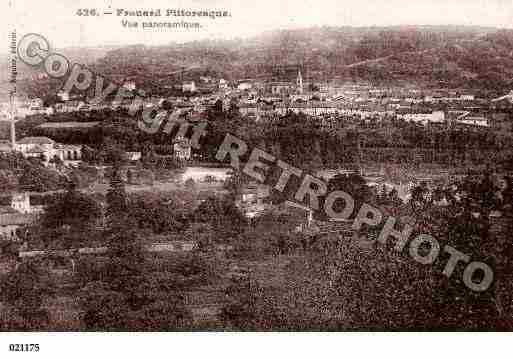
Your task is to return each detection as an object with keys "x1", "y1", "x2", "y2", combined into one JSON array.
[{"x1": 0, "y1": 0, "x2": 512, "y2": 355}]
